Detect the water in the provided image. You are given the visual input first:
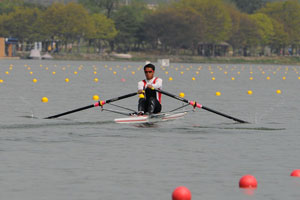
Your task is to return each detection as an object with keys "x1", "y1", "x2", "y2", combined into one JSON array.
[{"x1": 0, "y1": 60, "x2": 300, "y2": 200}]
